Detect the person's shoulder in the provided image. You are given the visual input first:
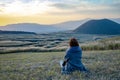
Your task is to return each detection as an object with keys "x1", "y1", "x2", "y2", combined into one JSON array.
[
  {"x1": 66, "y1": 46, "x2": 82, "y2": 53},
  {"x1": 72, "y1": 46, "x2": 82, "y2": 52},
  {"x1": 78, "y1": 46, "x2": 82, "y2": 50},
  {"x1": 71, "y1": 46, "x2": 80, "y2": 49}
]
